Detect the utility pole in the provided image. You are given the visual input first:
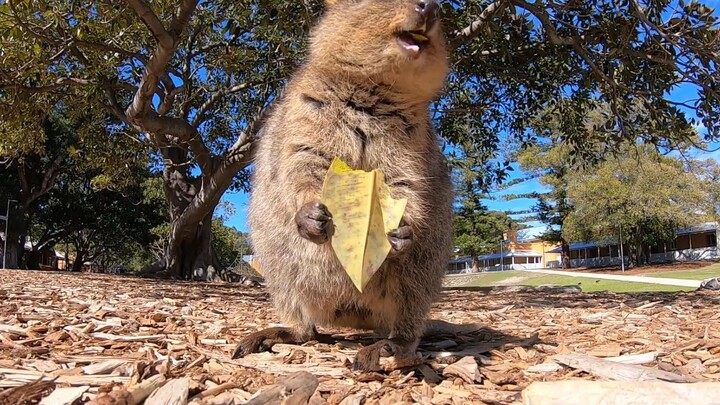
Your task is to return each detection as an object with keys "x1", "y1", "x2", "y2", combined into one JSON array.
[
  {"x1": 499, "y1": 237, "x2": 504, "y2": 272},
  {"x1": 619, "y1": 225, "x2": 625, "y2": 272},
  {"x1": 2, "y1": 199, "x2": 18, "y2": 269}
]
